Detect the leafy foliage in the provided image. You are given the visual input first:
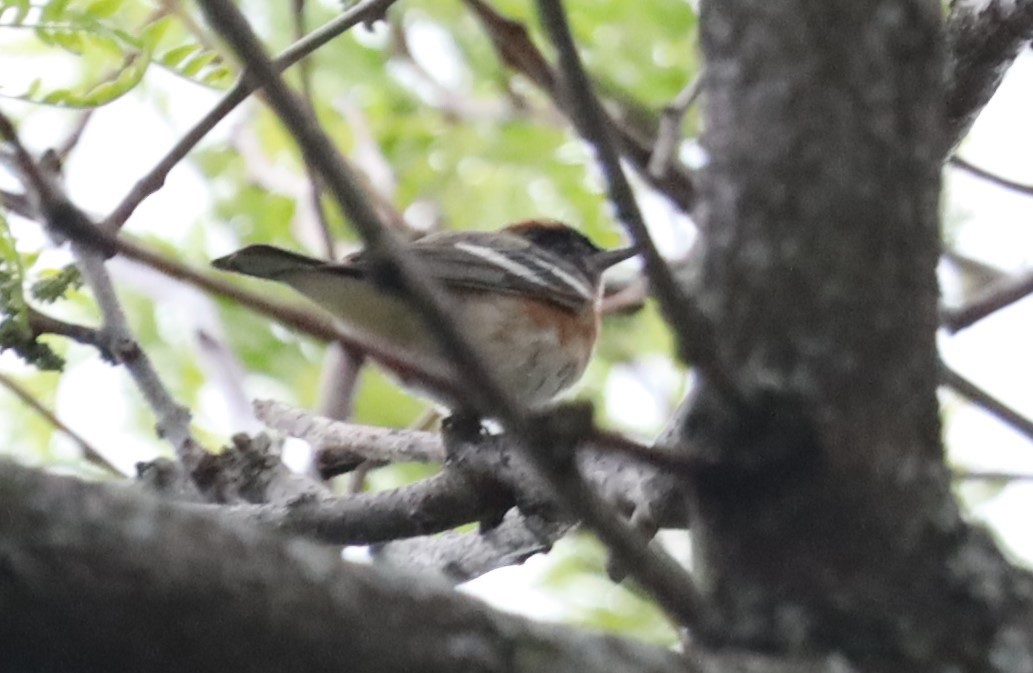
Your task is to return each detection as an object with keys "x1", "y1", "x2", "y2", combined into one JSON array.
[
  {"x1": 0, "y1": 0, "x2": 233, "y2": 107},
  {"x1": 31, "y1": 263, "x2": 80, "y2": 302},
  {"x1": 536, "y1": 533, "x2": 679, "y2": 645},
  {"x1": 0, "y1": 212, "x2": 63, "y2": 369}
]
